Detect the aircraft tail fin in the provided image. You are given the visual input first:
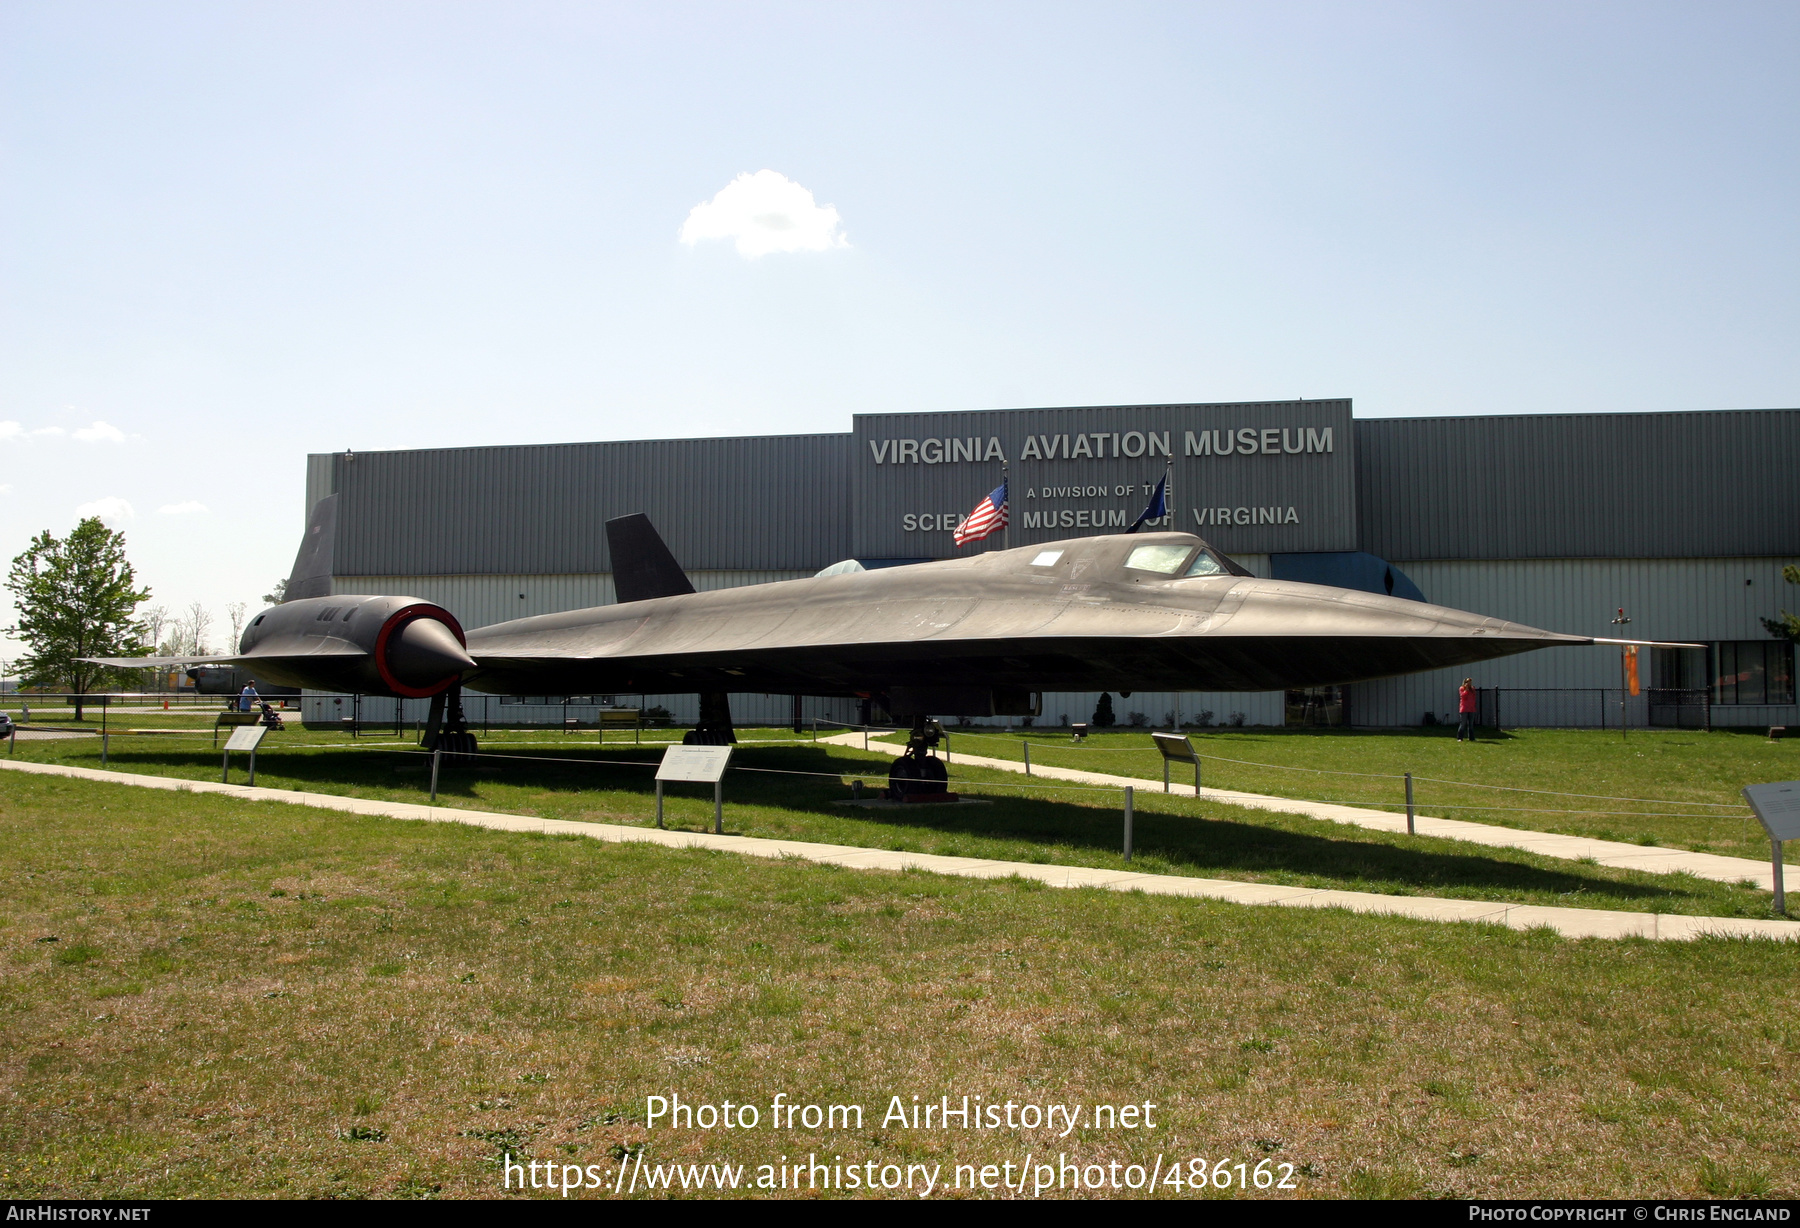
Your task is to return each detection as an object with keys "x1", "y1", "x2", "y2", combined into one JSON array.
[
  {"x1": 284, "y1": 494, "x2": 337, "y2": 601},
  {"x1": 606, "y1": 513, "x2": 696, "y2": 603}
]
